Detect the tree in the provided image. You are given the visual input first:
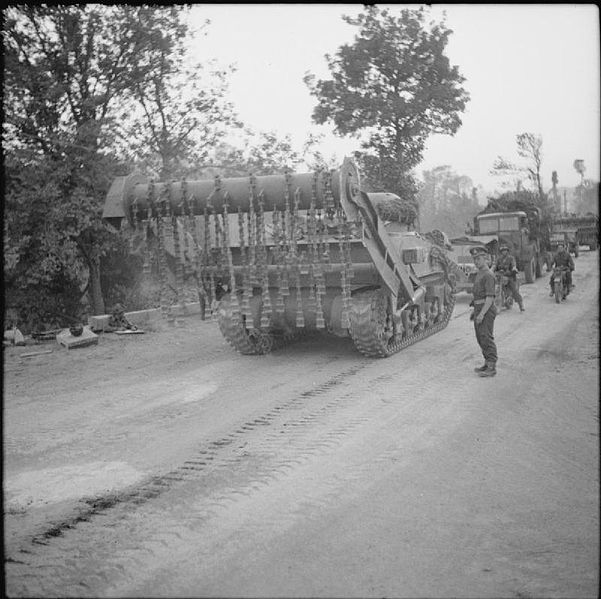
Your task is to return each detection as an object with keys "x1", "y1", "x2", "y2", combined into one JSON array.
[
  {"x1": 573, "y1": 180, "x2": 599, "y2": 215},
  {"x1": 417, "y1": 166, "x2": 479, "y2": 236},
  {"x1": 517, "y1": 133, "x2": 544, "y2": 199},
  {"x1": 120, "y1": 51, "x2": 242, "y2": 179},
  {"x1": 196, "y1": 131, "x2": 305, "y2": 178},
  {"x1": 304, "y1": 5, "x2": 470, "y2": 201},
  {"x1": 491, "y1": 132, "x2": 544, "y2": 198},
  {"x1": 3, "y1": 5, "x2": 193, "y2": 325}
]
